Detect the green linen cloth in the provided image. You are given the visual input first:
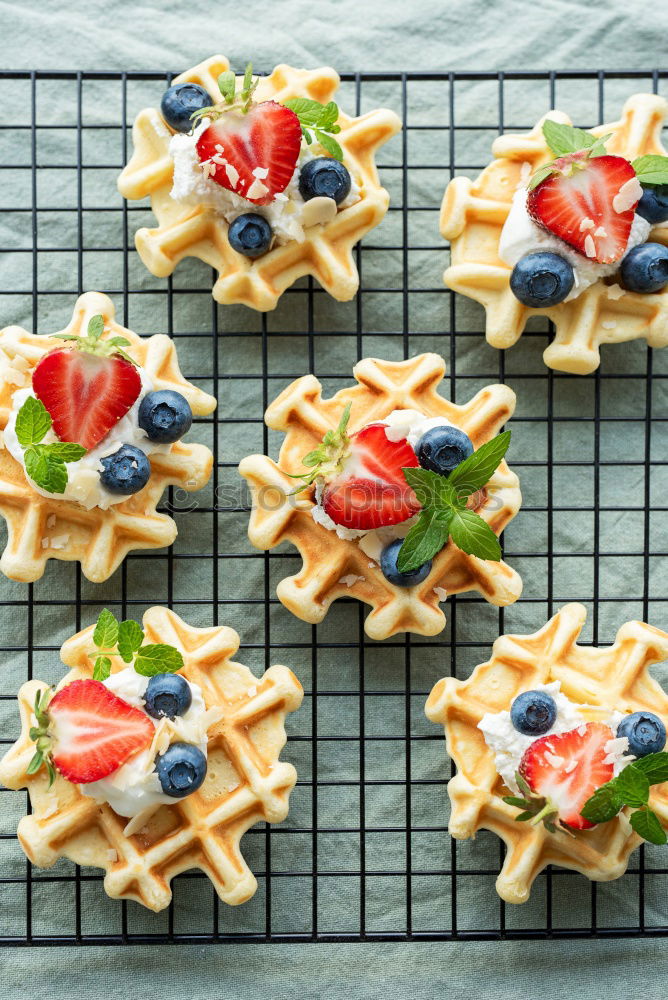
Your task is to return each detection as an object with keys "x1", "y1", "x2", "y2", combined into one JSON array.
[{"x1": 0, "y1": 0, "x2": 667, "y2": 994}]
